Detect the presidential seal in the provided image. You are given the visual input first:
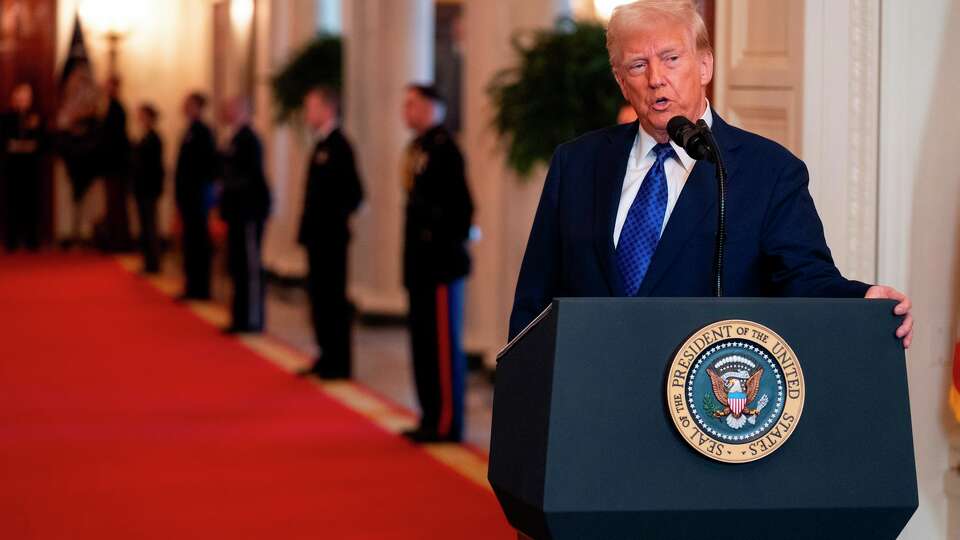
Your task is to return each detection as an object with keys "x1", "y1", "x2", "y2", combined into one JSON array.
[{"x1": 666, "y1": 320, "x2": 805, "y2": 464}]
